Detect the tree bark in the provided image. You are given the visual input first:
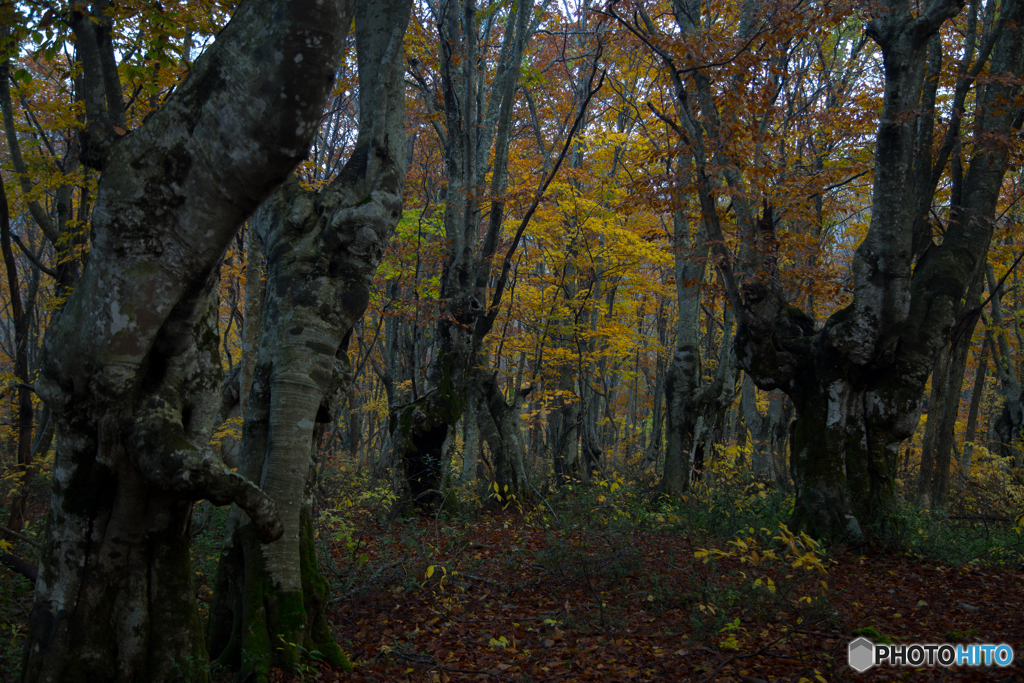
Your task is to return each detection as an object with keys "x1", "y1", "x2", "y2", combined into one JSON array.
[
  {"x1": 917, "y1": 270, "x2": 984, "y2": 509},
  {"x1": 625, "y1": 0, "x2": 1018, "y2": 539},
  {"x1": 986, "y1": 262, "x2": 1023, "y2": 466},
  {"x1": 643, "y1": 298, "x2": 668, "y2": 468},
  {"x1": 240, "y1": 228, "x2": 264, "y2": 417},
  {"x1": 0, "y1": 173, "x2": 33, "y2": 539},
  {"x1": 958, "y1": 332, "x2": 991, "y2": 490},
  {"x1": 733, "y1": 0, "x2": 1021, "y2": 539},
  {"x1": 660, "y1": 192, "x2": 712, "y2": 495},
  {"x1": 391, "y1": 0, "x2": 540, "y2": 508},
  {"x1": 21, "y1": 1, "x2": 351, "y2": 680},
  {"x1": 742, "y1": 375, "x2": 784, "y2": 484},
  {"x1": 206, "y1": 1, "x2": 411, "y2": 676}
]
